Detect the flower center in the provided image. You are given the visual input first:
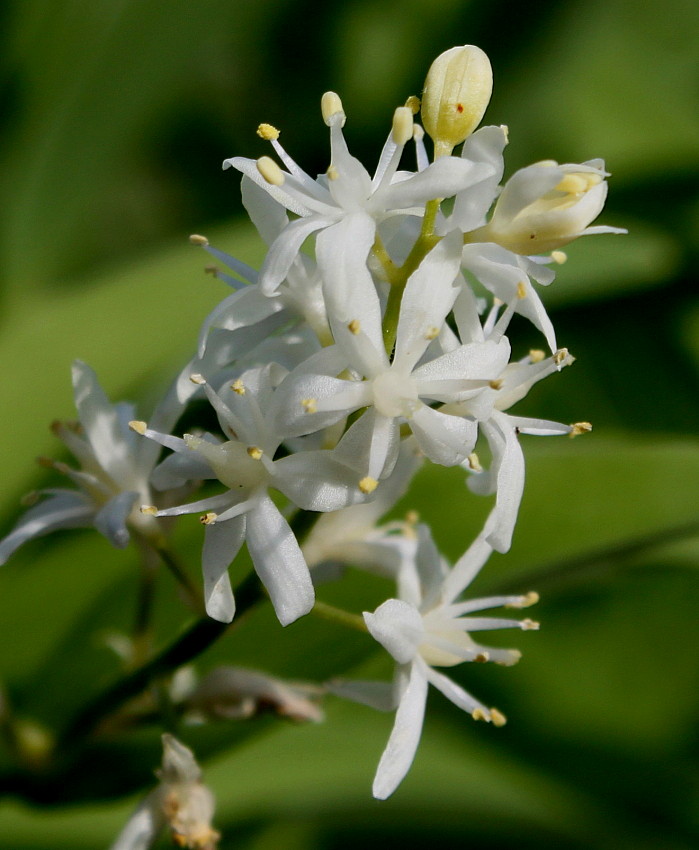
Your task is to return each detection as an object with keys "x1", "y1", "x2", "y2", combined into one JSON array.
[{"x1": 372, "y1": 370, "x2": 420, "y2": 419}]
